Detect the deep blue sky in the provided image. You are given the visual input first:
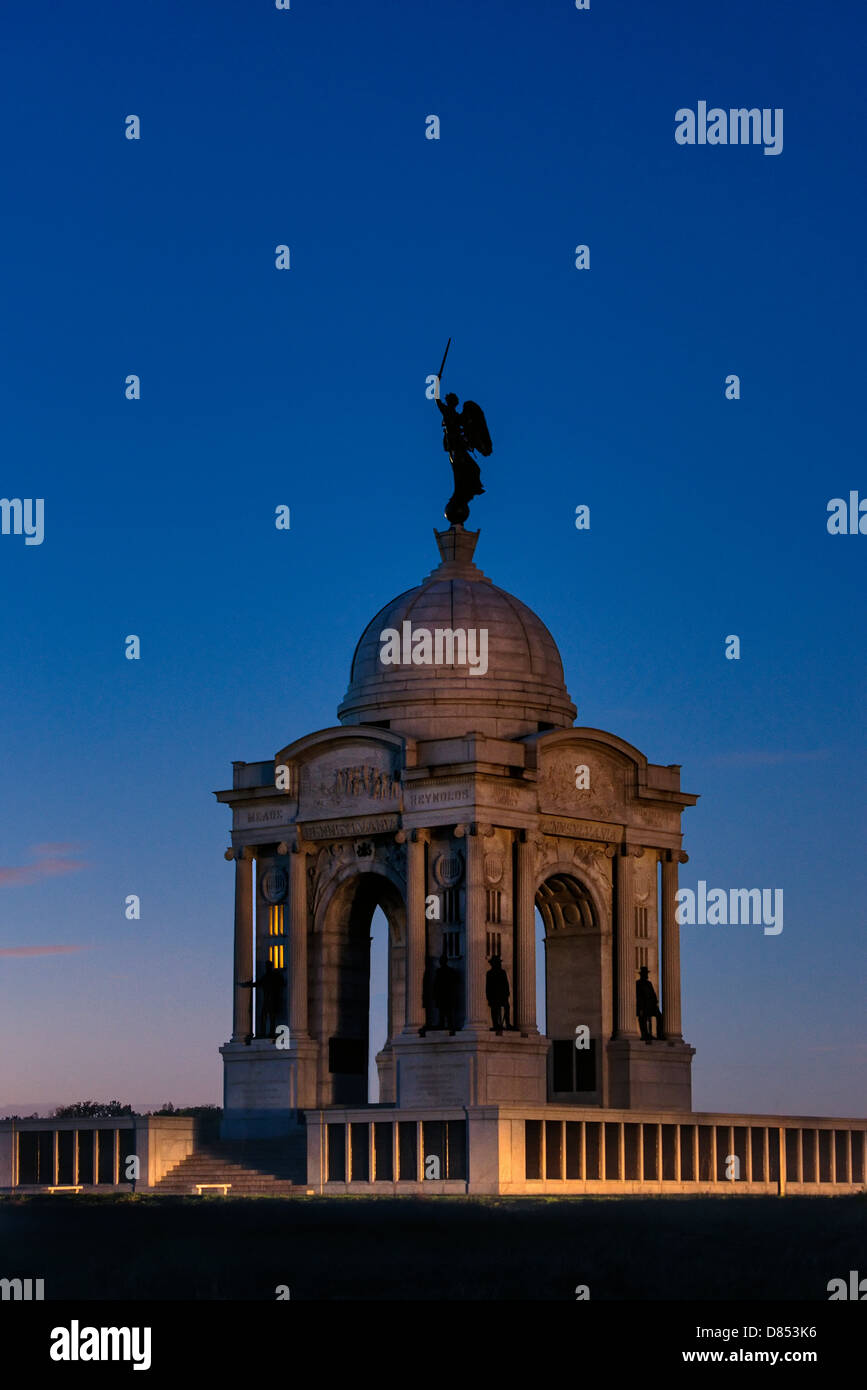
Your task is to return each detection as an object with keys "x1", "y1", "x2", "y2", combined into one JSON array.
[{"x1": 1, "y1": 0, "x2": 863, "y2": 1116}]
